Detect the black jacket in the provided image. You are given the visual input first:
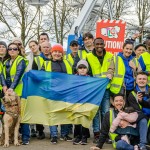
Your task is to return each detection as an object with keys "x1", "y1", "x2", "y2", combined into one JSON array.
[
  {"x1": 128, "y1": 87, "x2": 150, "y2": 120},
  {"x1": 96, "y1": 109, "x2": 141, "y2": 149}
]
